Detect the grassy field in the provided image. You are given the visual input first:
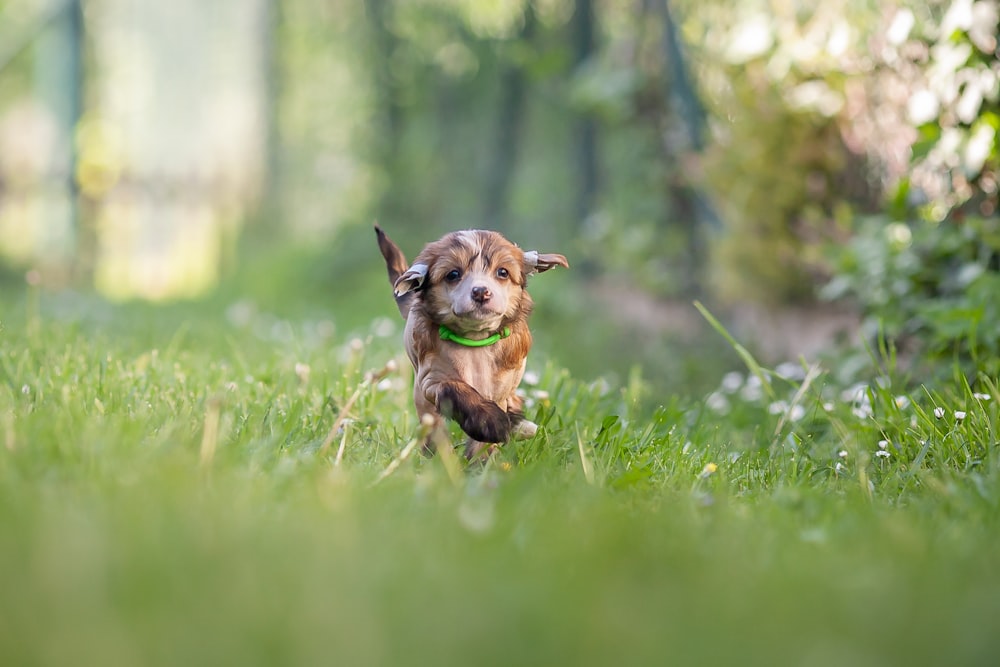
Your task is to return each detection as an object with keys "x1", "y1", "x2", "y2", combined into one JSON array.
[{"x1": 1, "y1": 276, "x2": 999, "y2": 666}]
